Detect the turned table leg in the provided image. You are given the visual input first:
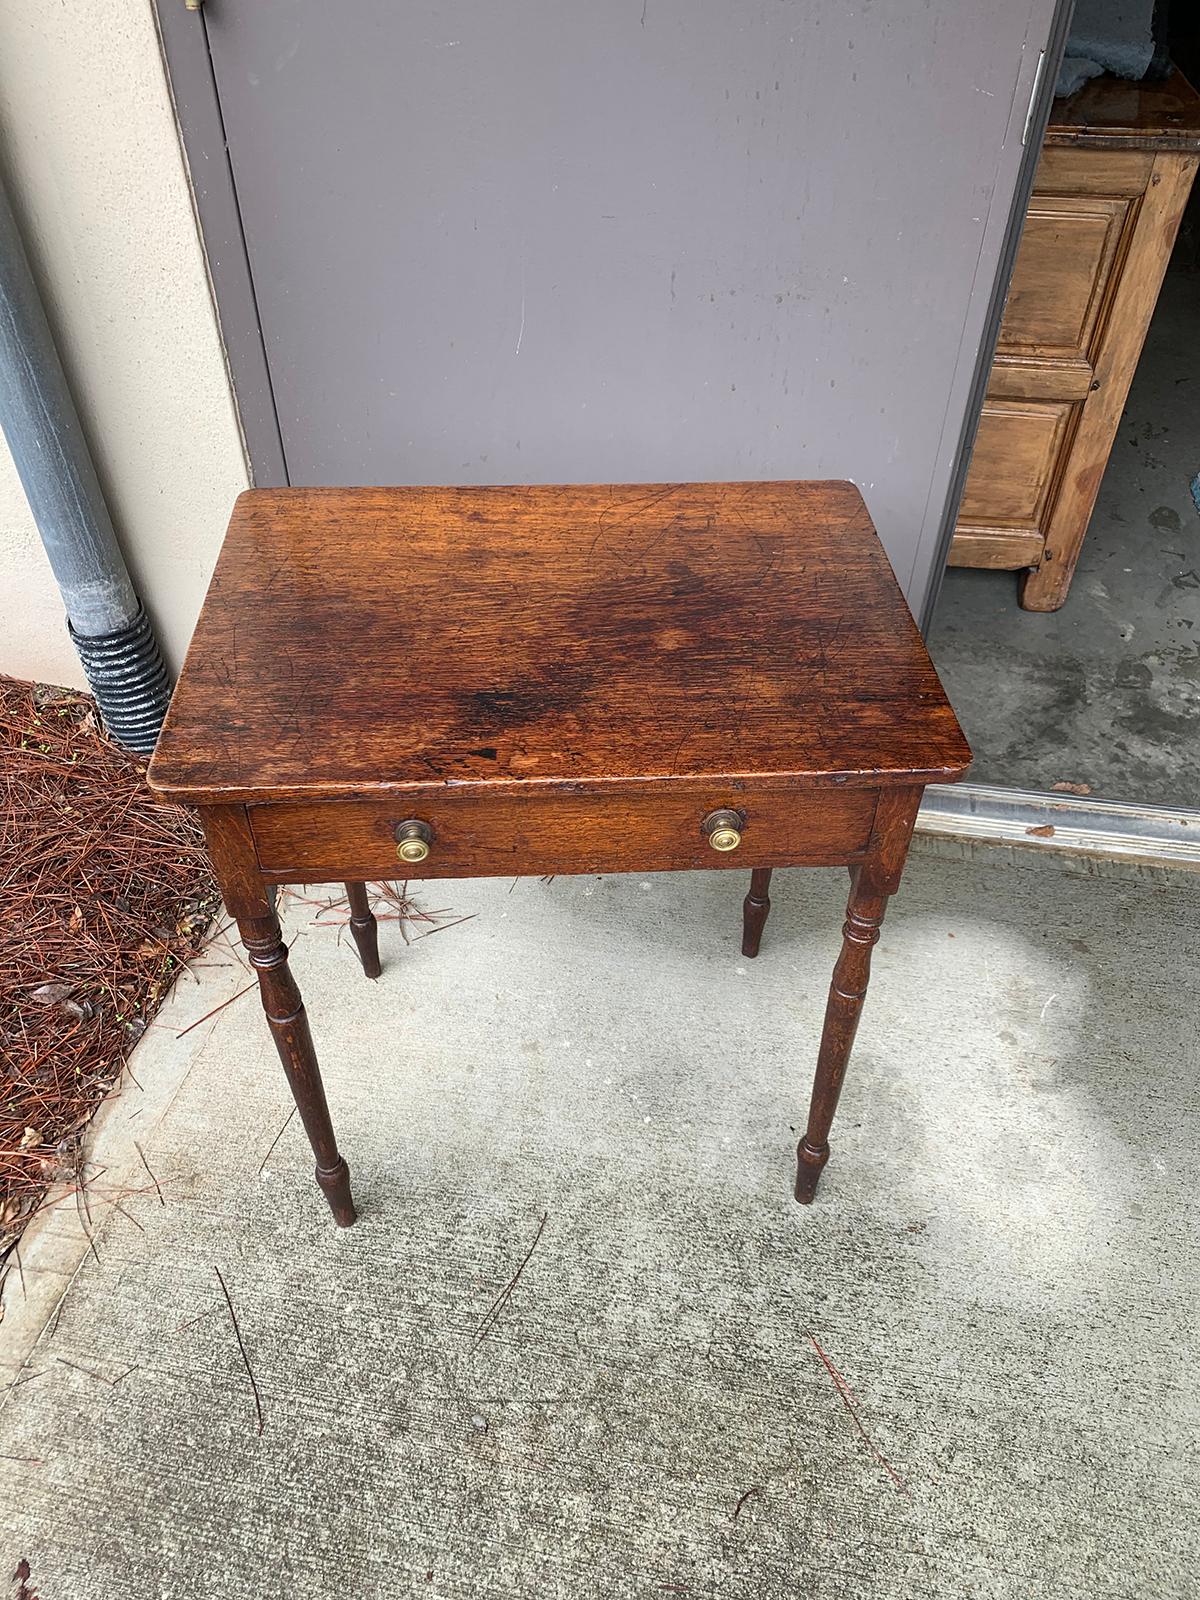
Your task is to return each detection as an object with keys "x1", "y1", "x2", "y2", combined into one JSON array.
[
  {"x1": 795, "y1": 869, "x2": 888, "y2": 1203},
  {"x1": 741, "y1": 868, "x2": 772, "y2": 958},
  {"x1": 794, "y1": 787, "x2": 923, "y2": 1205},
  {"x1": 238, "y1": 910, "x2": 357, "y2": 1226},
  {"x1": 199, "y1": 806, "x2": 357, "y2": 1228},
  {"x1": 344, "y1": 881, "x2": 382, "y2": 979}
]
